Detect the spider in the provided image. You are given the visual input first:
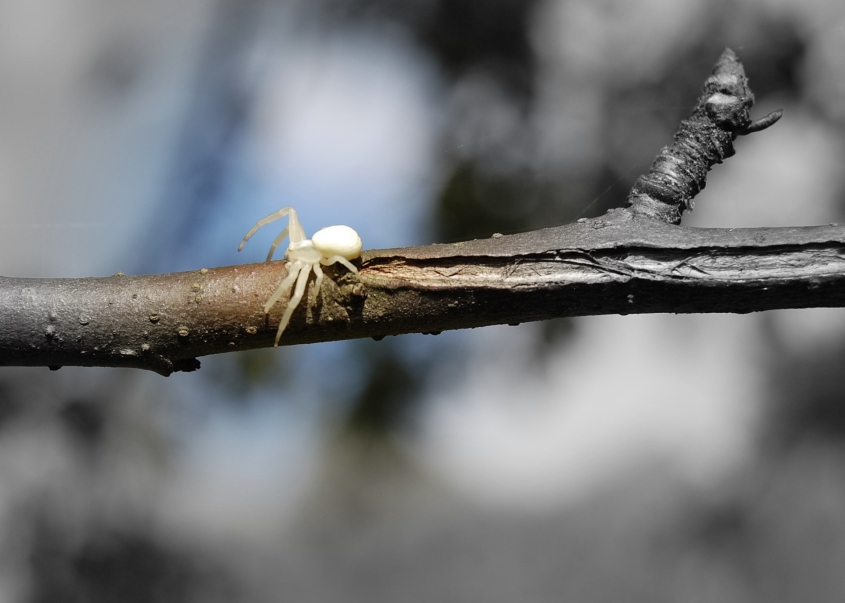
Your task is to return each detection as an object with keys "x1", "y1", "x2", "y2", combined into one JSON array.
[{"x1": 238, "y1": 206, "x2": 362, "y2": 346}]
